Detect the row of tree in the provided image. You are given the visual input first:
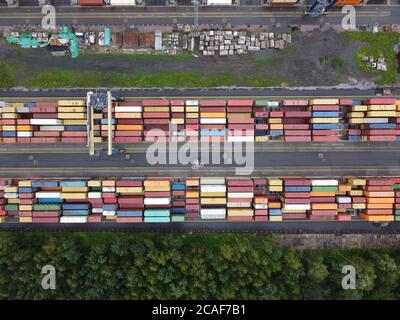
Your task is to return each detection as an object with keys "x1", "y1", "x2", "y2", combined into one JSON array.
[{"x1": 0, "y1": 232, "x2": 399, "y2": 300}]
